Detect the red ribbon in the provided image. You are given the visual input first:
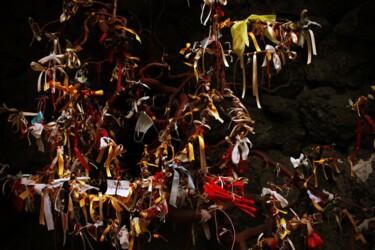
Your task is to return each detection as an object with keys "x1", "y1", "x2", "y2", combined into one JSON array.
[
  {"x1": 215, "y1": 6, "x2": 225, "y2": 17},
  {"x1": 117, "y1": 62, "x2": 122, "y2": 92},
  {"x1": 204, "y1": 177, "x2": 256, "y2": 217},
  {"x1": 99, "y1": 32, "x2": 108, "y2": 44},
  {"x1": 74, "y1": 134, "x2": 91, "y2": 171},
  {"x1": 307, "y1": 230, "x2": 324, "y2": 249},
  {"x1": 355, "y1": 109, "x2": 375, "y2": 152},
  {"x1": 223, "y1": 149, "x2": 233, "y2": 176},
  {"x1": 362, "y1": 111, "x2": 375, "y2": 131},
  {"x1": 237, "y1": 158, "x2": 248, "y2": 175}
]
